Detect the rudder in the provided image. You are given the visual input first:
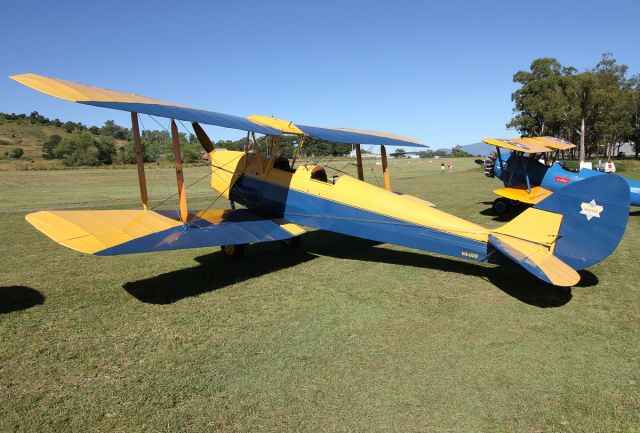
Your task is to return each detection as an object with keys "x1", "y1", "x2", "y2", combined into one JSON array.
[{"x1": 534, "y1": 174, "x2": 629, "y2": 270}]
